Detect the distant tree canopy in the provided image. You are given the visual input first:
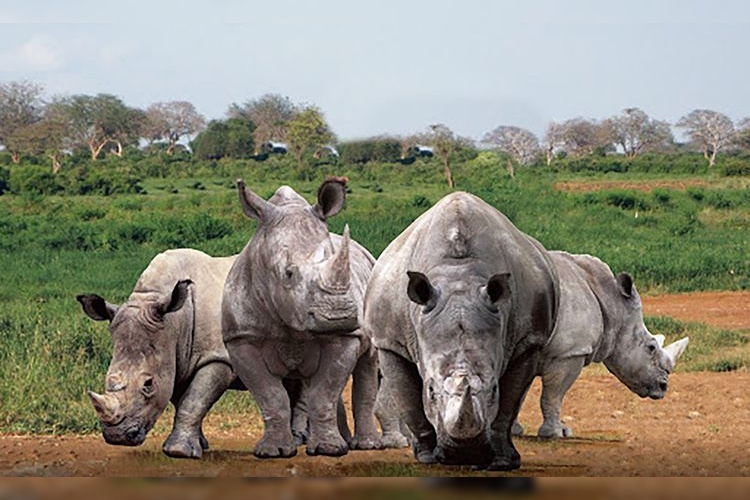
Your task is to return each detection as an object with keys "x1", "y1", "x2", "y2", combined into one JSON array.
[
  {"x1": 191, "y1": 118, "x2": 255, "y2": 160},
  {"x1": 2, "y1": 78, "x2": 750, "y2": 175}
]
